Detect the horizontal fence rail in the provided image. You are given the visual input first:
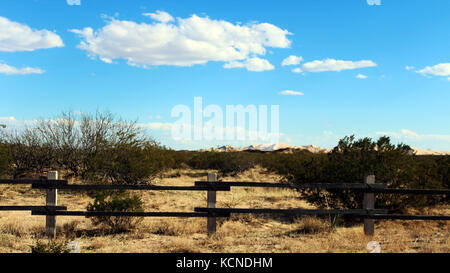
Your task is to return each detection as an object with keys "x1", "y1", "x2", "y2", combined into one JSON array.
[
  {"x1": 195, "y1": 181, "x2": 450, "y2": 195},
  {"x1": 195, "y1": 181, "x2": 387, "y2": 190},
  {"x1": 194, "y1": 208, "x2": 389, "y2": 216},
  {"x1": 360, "y1": 188, "x2": 450, "y2": 195},
  {"x1": 366, "y1": 214, "x2": 450, "y2": 221},
  {"x1": 0, "y1": 179, "x2": 68, "y2": 186},
  {"x1": 0, "y1": 171, "x2": 449, "y2": 238},
  {"x1": 31, "y1": 211, "x2": 217, "y2": 217},
  {"x1": 32, "y1": 184, "x2": 231, "y2": 191},
  {"x1": 0, "y1": 206, "x2": 67, "y2": 211}
]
